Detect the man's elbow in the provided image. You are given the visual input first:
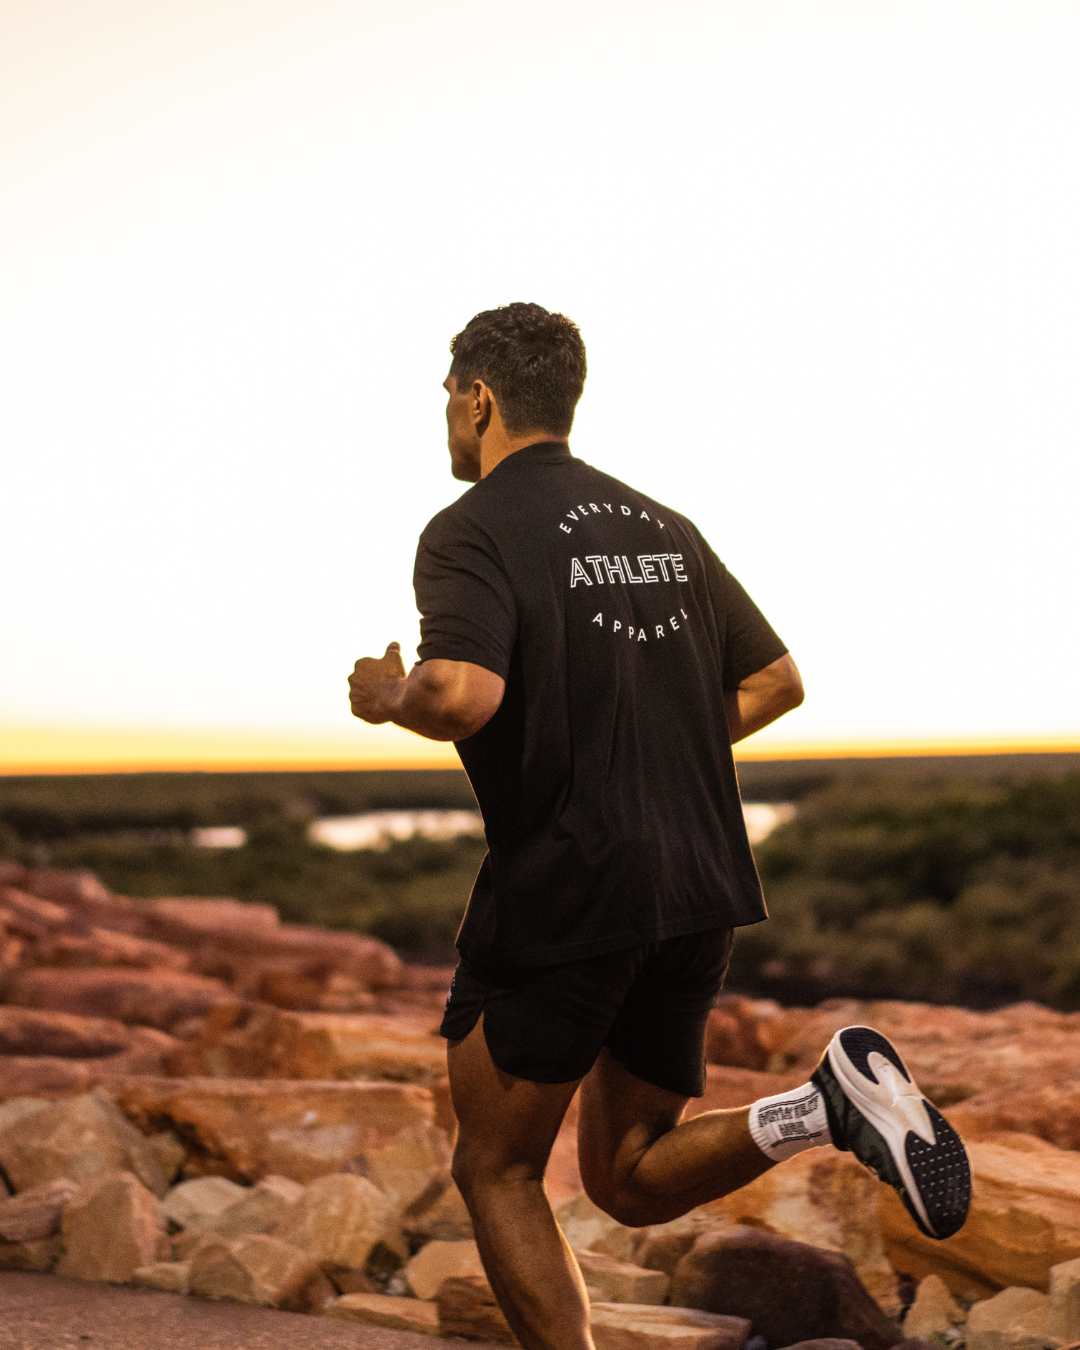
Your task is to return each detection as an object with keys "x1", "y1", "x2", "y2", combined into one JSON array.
[
  {"x1": 442, "y1": 688, "x2": 504, "y2": 739},
  {"x1": 773, "y1": 656, "x2": 805, "y2": 715}
]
